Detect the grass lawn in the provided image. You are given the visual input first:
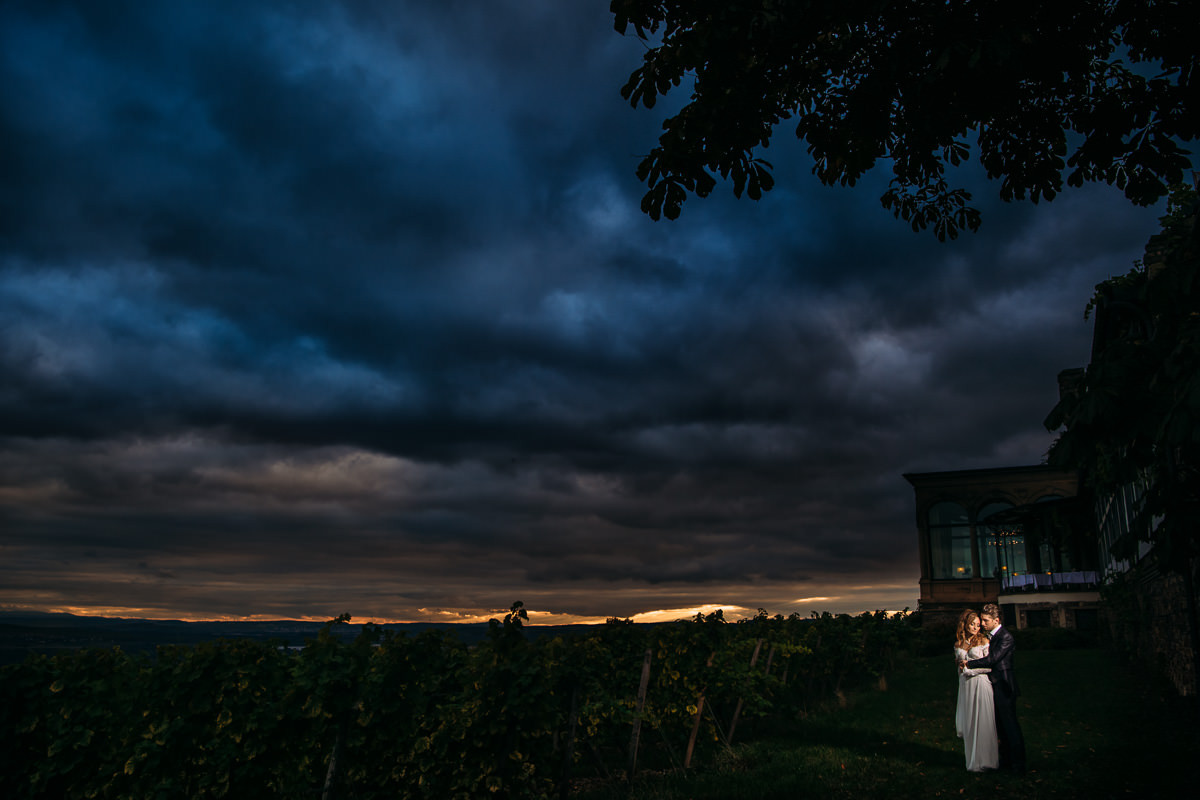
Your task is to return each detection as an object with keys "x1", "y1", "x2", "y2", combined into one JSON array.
[{"x1": 576, "y1": 648, "x2": 1196, "y2": 799}]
